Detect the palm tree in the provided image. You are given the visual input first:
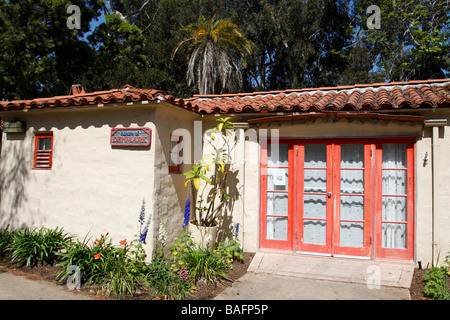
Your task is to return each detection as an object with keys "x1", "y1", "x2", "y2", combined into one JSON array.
[{"x1": 172, "y1": 15, "x2": 252, "y2": 95}]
